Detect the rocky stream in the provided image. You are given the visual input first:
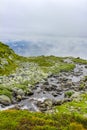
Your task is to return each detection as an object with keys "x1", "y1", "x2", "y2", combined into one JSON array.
[{"x1": 0, "y1": 60, "x2": 87, "y2": 112}]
